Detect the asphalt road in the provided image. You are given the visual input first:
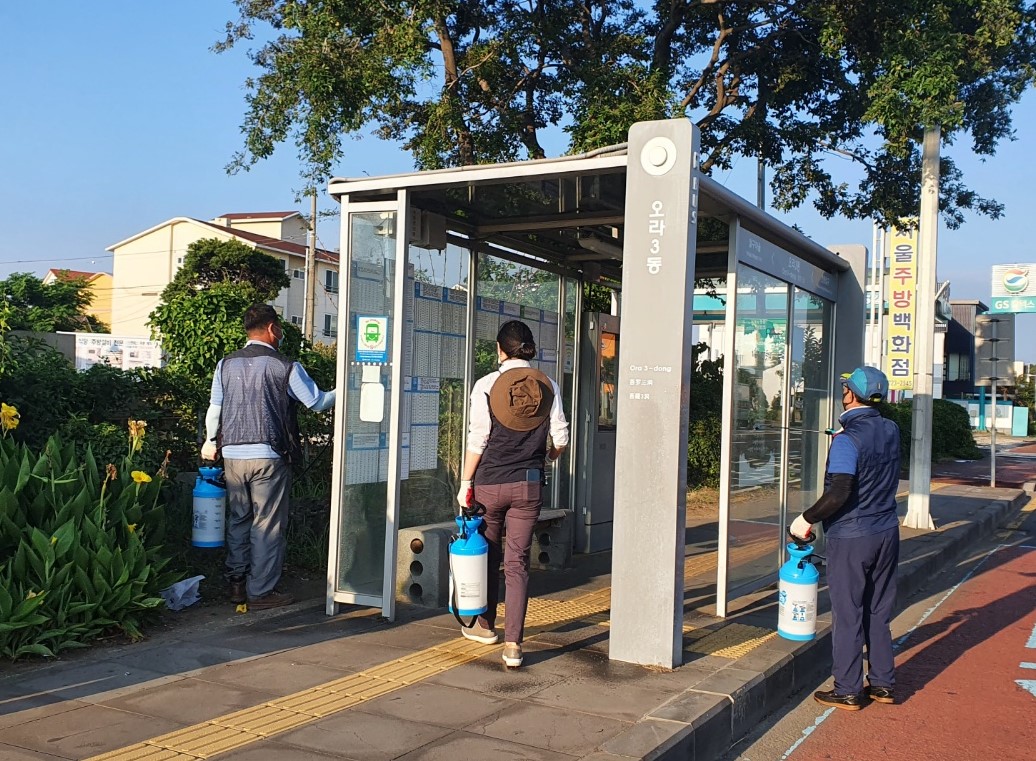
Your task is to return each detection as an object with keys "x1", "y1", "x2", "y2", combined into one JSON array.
[{"x1": 720, "y1": 500, "x2": 1036, "y2": 761}]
